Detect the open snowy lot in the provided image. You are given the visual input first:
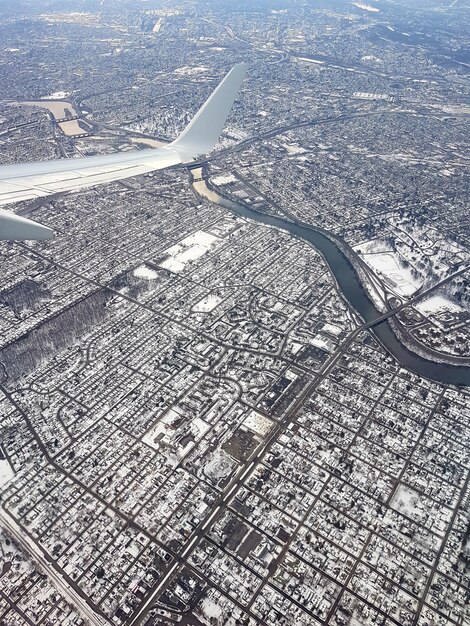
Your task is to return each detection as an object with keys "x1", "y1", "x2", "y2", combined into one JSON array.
[
  {"x1": 0, "y1": 458, "x2": 14, "y2": 487},
  {"x1": 159, "y1": 230, "x2": 220, "y2": 273},
  {"x1": 193, "y1": 293, "x2": 223, "y2": 313},
  {"x1": 415, "y1": 294, "x2": 463, "y2": 316},
  {"x1": 358, "y1": 246, "x2": 421, "y2": 297}
]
